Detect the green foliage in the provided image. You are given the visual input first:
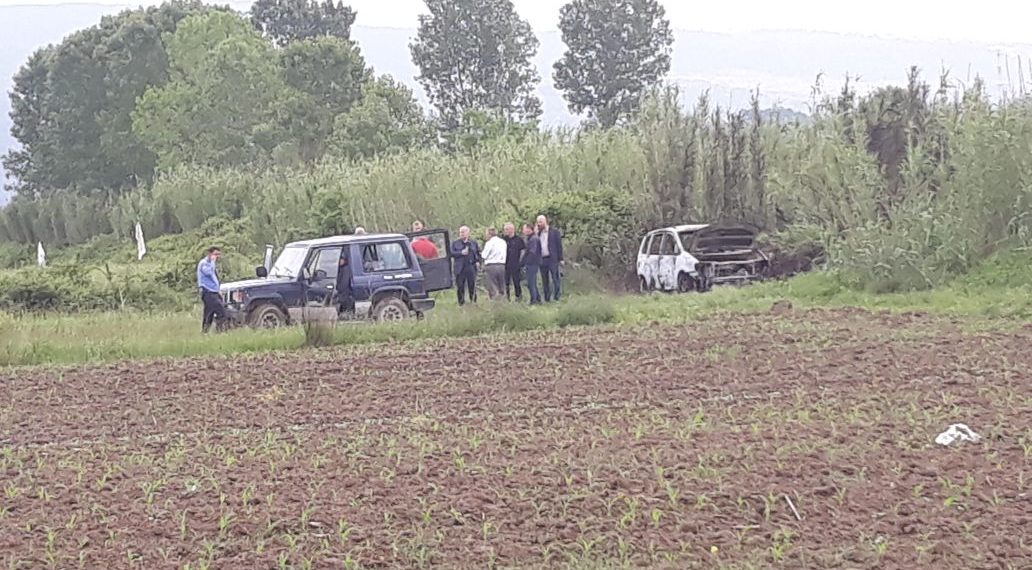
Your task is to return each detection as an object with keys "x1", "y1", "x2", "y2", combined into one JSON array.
[
  {"x1": 0, "y1": 190, "x2": 115, "y2": 245},
  {"x1": 132, "y1": 12, "x2": 291, "y2": 170},
  {"x1": 2, "y1": 1, "x2": 218, "y2": 197},
  {"x1": 953, "y1": 248, "x2": 1032, "y2": 290},
  {"x1": 0, "y1": 266, "x2": 184, "y2": 313},
  {"x1": 801, "y1": 77, "x2": 1032, "y2": 292},
  {"x1": 447, "y1": 109, "x2": 539, "y2": 154},
  {"x1": 0, "y1": 217, "x2": 259, "y2": 313},
  {"x1": 555, "y1": 297, "x2": 617, "y2": 327},
  {"x1": 302, "y1": 321, "x2": 336, "y2": 348},
  {"x1": 328, "y1": 75, "x2": 431, "y2": 161},
  {"x1": 0, "y1": 242, "x2": 32, "y2": 269},
  {"x1": 554, "y1": 0, "x2": 674, "y2": 127},
  {"x1": 249, "y1": 0, "x2": 356, "y2": 47},
  {"x1": 510, "y1": 186, "x2": 637, "y2": 272},
  {"x1": 6, "y1": 48, "x2": 1032, "y2": 301},
  {"x1": 279, "y1": 37, "x2": 371, "y2": 162},
  {"x1": 487, "y1": 303, "x2": 549, "y2": 331},
  {"x1": 2, "y1": 256, "x2": 1031, "y2": 366},
  {"x1": 410, "y1": 0, "x2": 541, "y2": 131}
]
